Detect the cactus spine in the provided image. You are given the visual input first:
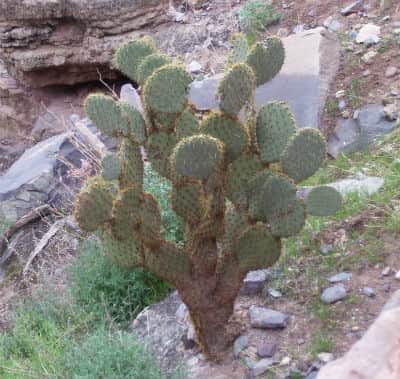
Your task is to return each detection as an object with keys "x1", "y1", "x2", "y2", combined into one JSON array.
[{"x1": 75, "y1": 35, "x2": 342, "y2": 360}]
